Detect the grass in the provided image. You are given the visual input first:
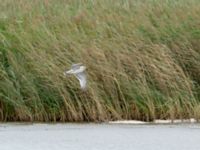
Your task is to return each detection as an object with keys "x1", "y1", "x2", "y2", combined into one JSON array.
[{"x1": 0, "y1": 0, "x2": 200, "y2": 122}]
